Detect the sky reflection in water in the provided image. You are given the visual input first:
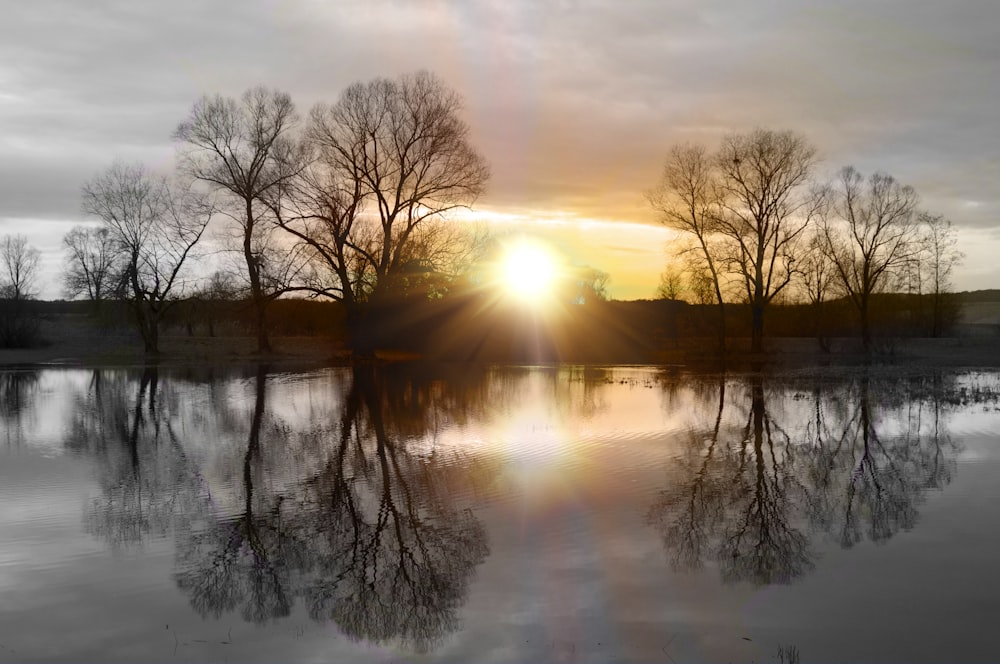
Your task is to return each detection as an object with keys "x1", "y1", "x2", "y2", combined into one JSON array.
[{"x1": 1, "y1": 365, "x2": 999, "y2": 663}]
